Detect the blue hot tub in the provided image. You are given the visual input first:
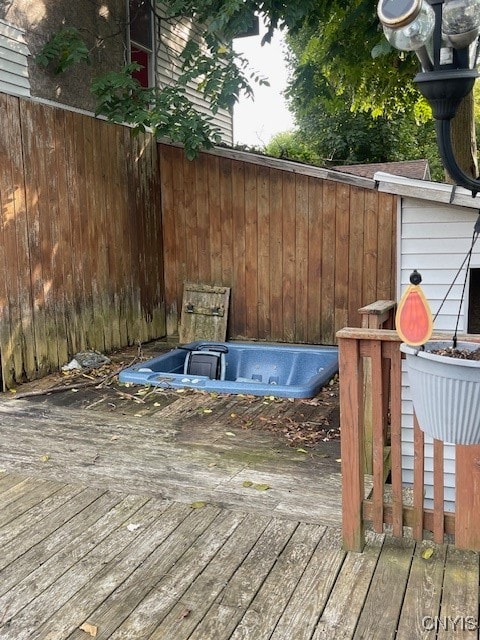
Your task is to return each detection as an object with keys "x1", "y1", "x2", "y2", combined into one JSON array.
[{"x1": 119, "y1": 341, "x2": 338, "y2": 398}]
